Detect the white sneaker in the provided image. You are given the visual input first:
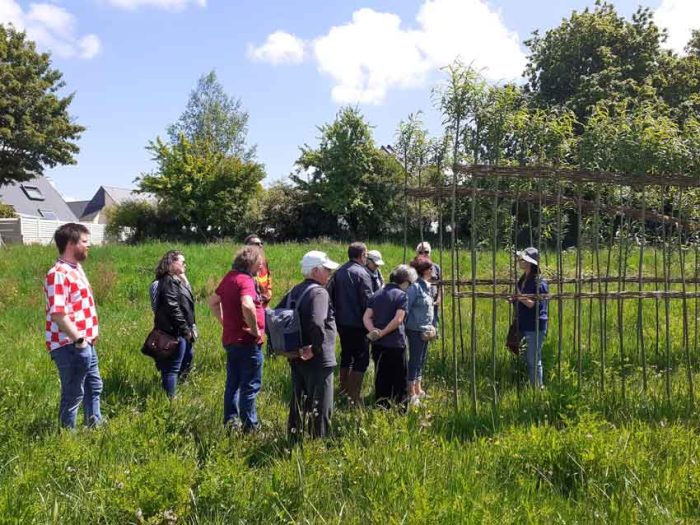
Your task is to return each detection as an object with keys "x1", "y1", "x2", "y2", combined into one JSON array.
[{"x1": 410, "y1": 394, "x2": 421, "y2": 407}]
